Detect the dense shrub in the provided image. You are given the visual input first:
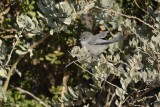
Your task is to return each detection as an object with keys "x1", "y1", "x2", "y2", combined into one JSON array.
[{"x1": 0, "y1": 0, "x2": 160, "y2": 107}]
